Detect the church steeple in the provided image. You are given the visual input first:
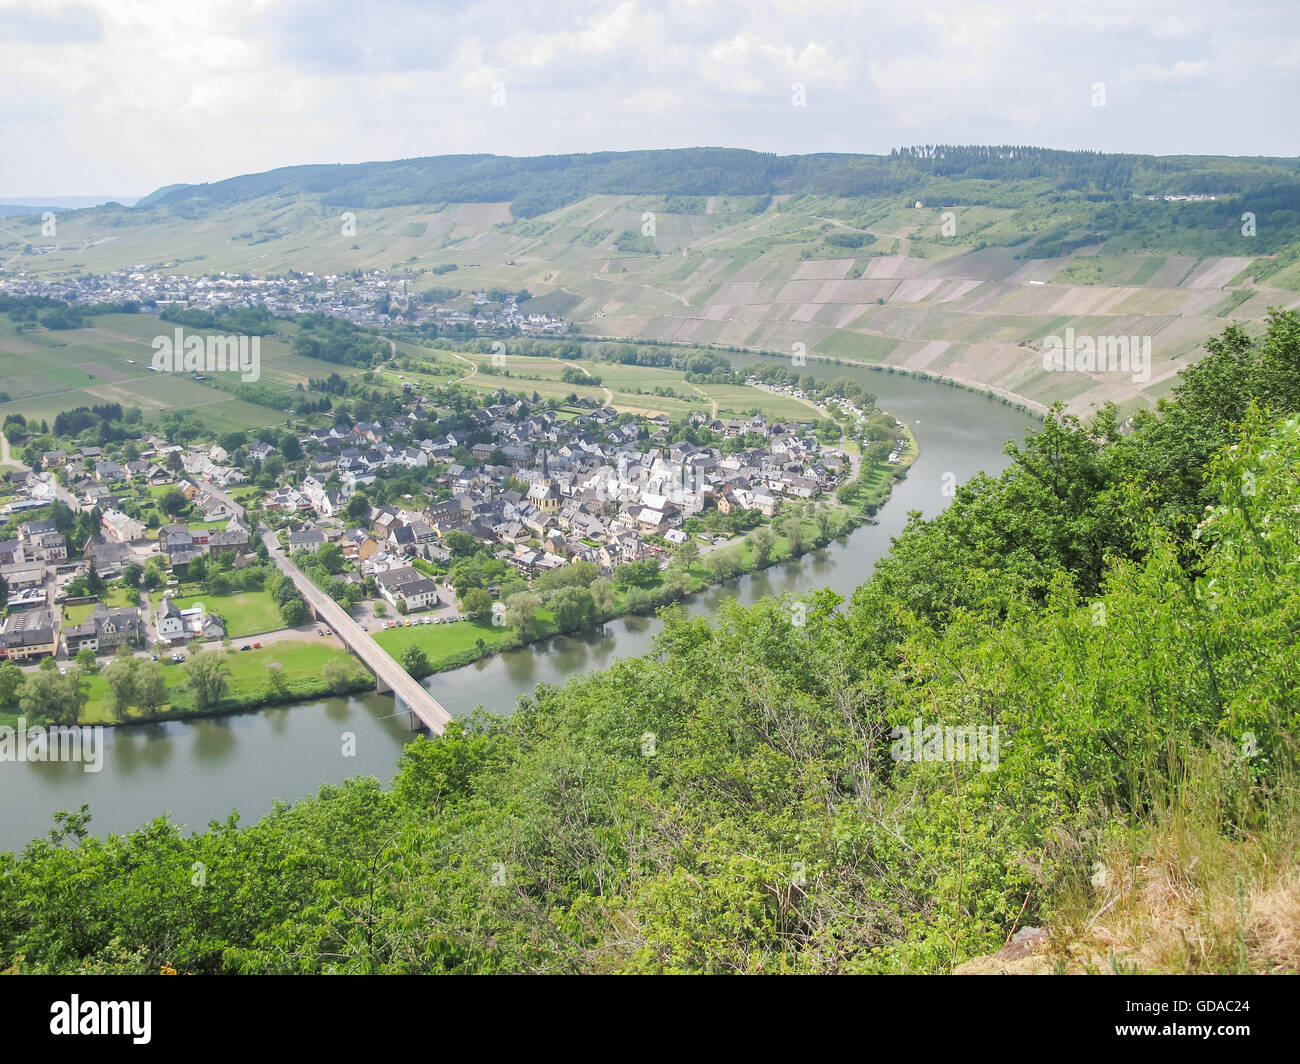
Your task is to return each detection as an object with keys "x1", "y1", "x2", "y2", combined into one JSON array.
[{"x1": 529, "y1": 447, "x2": 560, "y2": 514}]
